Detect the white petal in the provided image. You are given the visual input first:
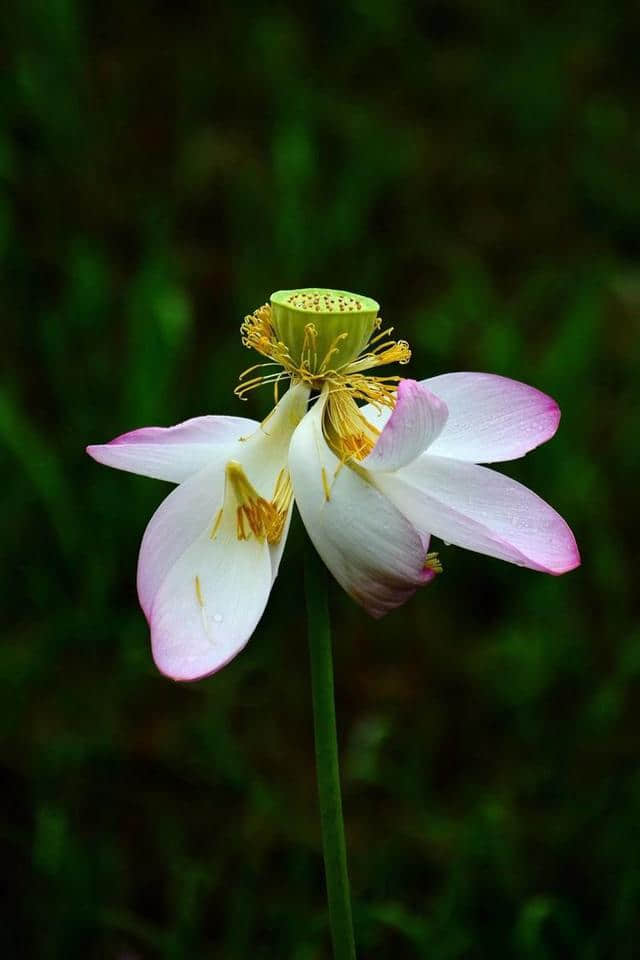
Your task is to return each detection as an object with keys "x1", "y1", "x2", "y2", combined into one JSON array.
[
  {"x1": 420, "y1": 372, "x2": 561, "y2": 462},
  {"x1": 86, "y1": 415, "x2": 259, "y2": 483},
  {"x1": 137, "y1": 457, "x2": 230, "y2": 620},
  {"x1": 289, "y1": 393, "x2": 434, "y2": 618},
  {"x1": 149, "y1": 504, "x2": 273, "y2": 681},
  {"x1": 137, "y1": 384, "x2": 311, "y2": 678},
  {"x1": 138, "y1": 383, "x2": 309, "y2": 615},
  {"x1": 362, "y1": 379, "x2": 448, "y2": 472},
  {"x1": 376, "y1": 454, "x2": 580, "y2": 574}
]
